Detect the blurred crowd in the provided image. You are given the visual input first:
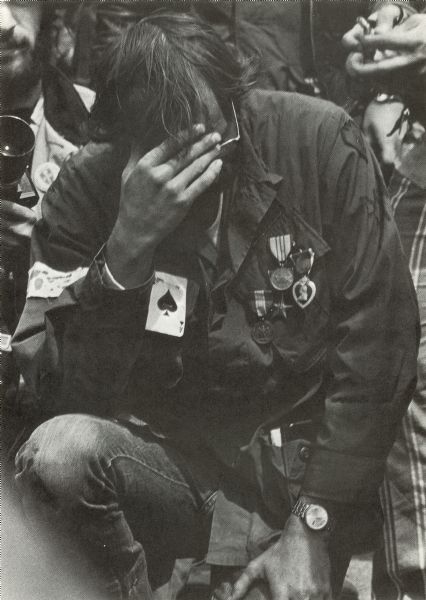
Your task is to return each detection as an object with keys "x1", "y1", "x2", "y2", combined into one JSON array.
[{"x1": 1, "y1": 2, "x2": 425, "y2": 600}]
